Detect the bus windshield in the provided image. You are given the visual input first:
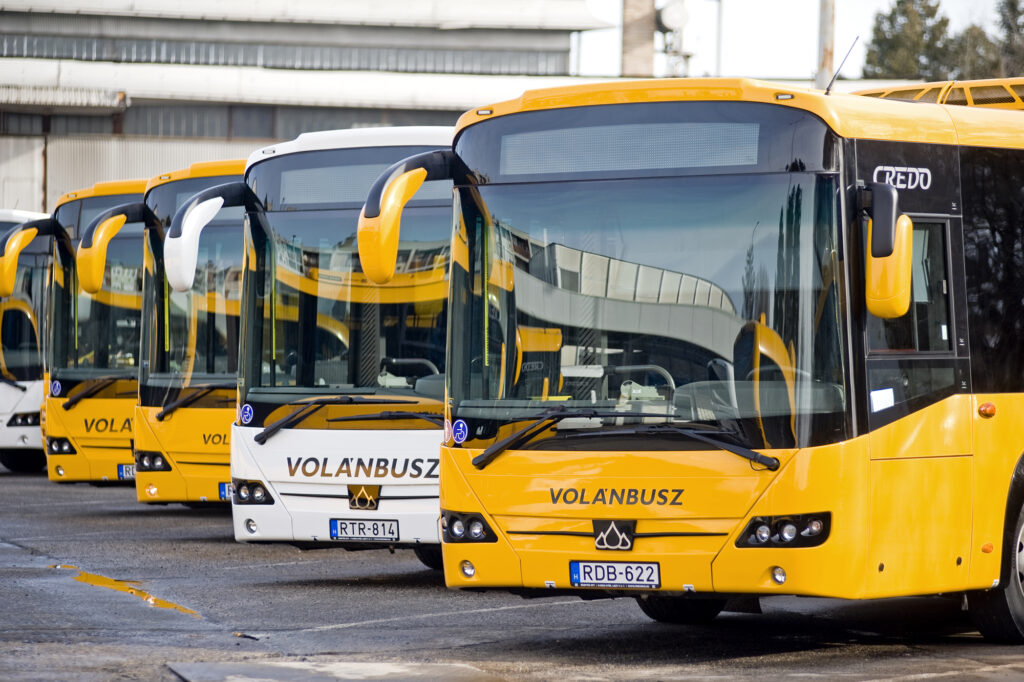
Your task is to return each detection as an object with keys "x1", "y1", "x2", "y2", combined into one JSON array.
[
  {"x1": 448, "y1": 102, "x2": 849, "y2": 449},
  {"x1": 241, "y1": 146, "x2": 451, "y2": 402},
  {"x1": 50, "y1": 196, "x2": 144, "y2": 379},
  {"x1": 140, "y1": 176, "x2": 244, "y2": 406}
]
